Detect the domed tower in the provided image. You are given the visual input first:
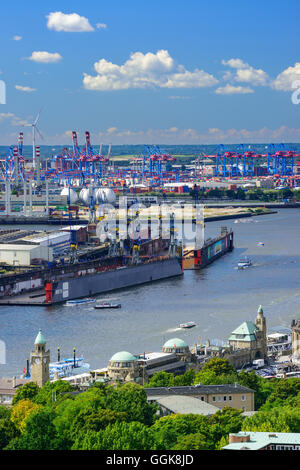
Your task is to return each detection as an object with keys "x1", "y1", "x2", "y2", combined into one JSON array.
[
  {"x1": 107, "y1": 351, "x2": 140, "y2": 382},
  {"x1": 30, "y1": 329, "x2": 50, "y2": 387},
  {"x1": 255, "y1": 305, "x2": 267, "y2": 358},
  {"x1": 162, "y1": 338, "x2": 192, "y2": 362}
]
